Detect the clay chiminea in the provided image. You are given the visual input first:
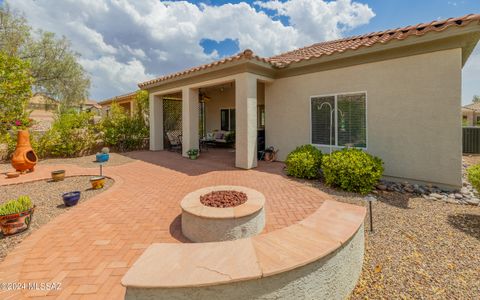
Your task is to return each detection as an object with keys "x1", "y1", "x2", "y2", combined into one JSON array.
[{"x1": 11, "y1": 130, "x2": 38, "y2": 172}]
